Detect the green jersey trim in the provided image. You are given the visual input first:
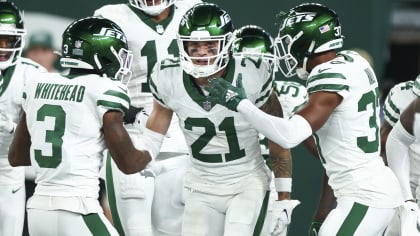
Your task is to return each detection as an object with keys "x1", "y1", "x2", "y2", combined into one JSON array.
[
  {"x1": 183, "y1": 59, "x2": 236, "y2": 111},
  {"x1": 308, "y1": 72, "x2": 346, "y2": 84},
  {"x1": 307, "y1": 84, "x2": 349, "y2": 93},
  {"x1": 0, "y1": 65, "x2": 16, "y2": 96},
  {"x1": 104, "y1": 90, "x2": 130, "y2": 104}
]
